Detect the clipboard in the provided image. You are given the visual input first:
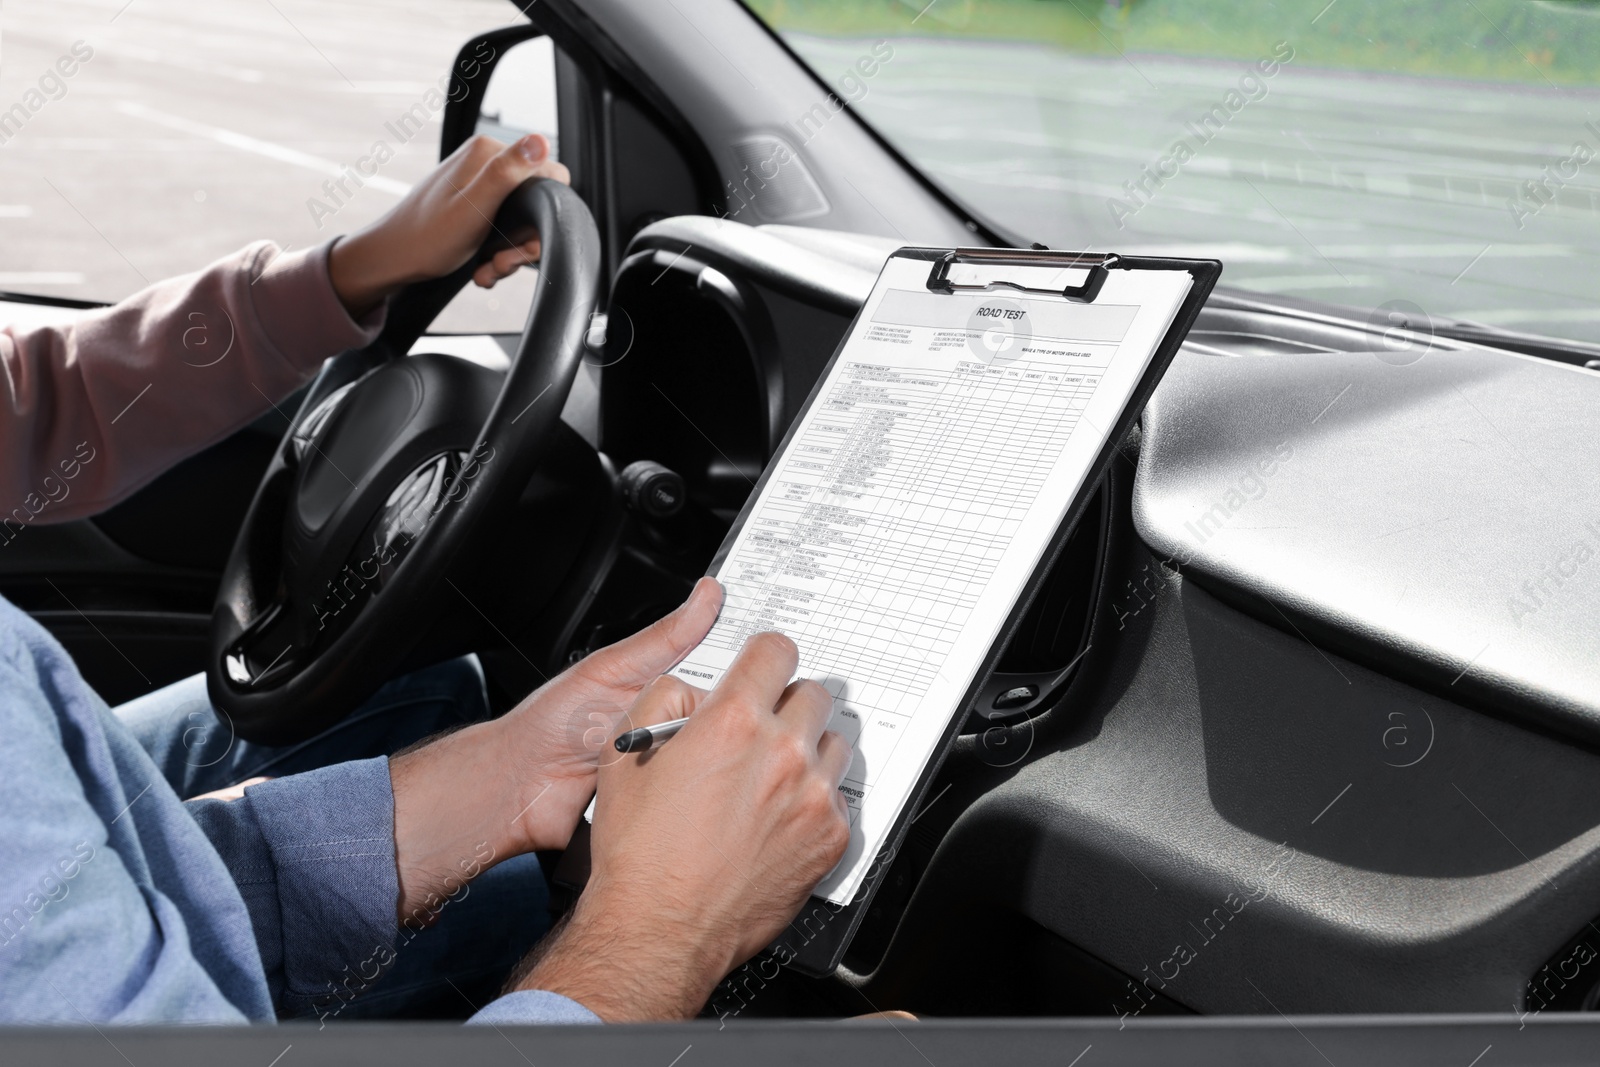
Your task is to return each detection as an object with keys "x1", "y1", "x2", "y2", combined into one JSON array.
[{"x1": 726, "y1": 246, "x2": 1222, "y2": 977}]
